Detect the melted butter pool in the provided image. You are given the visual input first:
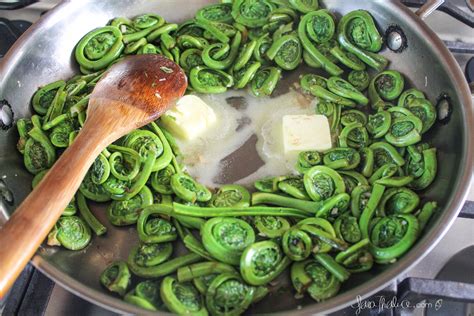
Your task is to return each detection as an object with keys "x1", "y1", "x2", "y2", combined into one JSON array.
[{"x1": 168, "y1": 87, "x2": 318, "y2": 189}]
